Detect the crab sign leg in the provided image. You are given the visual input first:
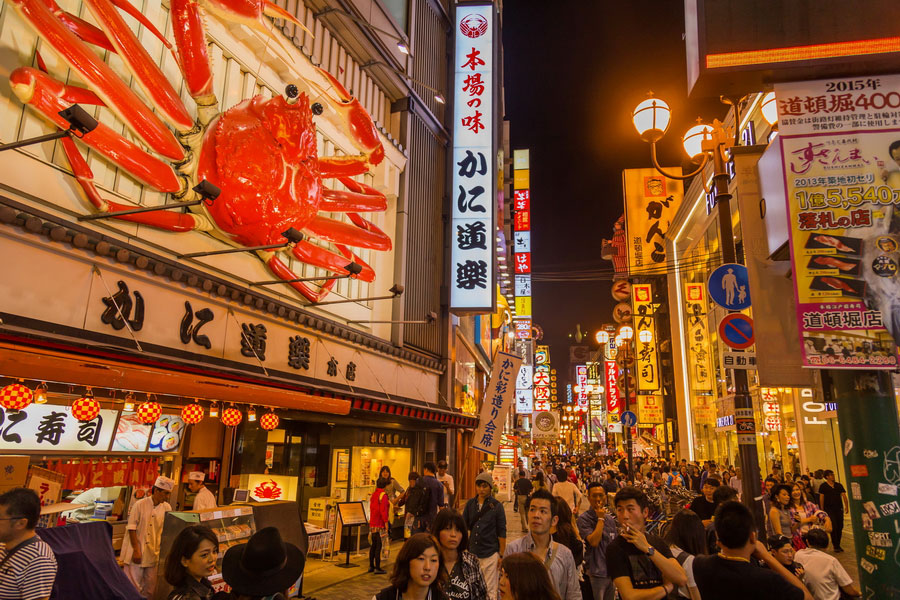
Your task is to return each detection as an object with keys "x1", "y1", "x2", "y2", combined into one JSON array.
[
  {"x1": 289, "y1": 241, "x2": 375, "y2": 282},
  {"x1": 265, "y1": 255, "x2": 341, "y2": 303},
  {"x1": 41, "y1": 0, "x2": 116, "y2": 53},
  {"x1": 170, "y1": 0, "x2": 214, "y2": 99},
  {"x1": 81, "y1": 0, "x2": 193, "y2": 131},
  {"x1": 307, "y1": 67, "x2": 385, "y2": 170},
  {"x1": 10, "y1": 67, "x2": 182, "y2": 191},
  {"x1": 304, "y1": 215, "x2": 392, "y2": 252},
  {"x1": 7, "y1": 0, "x2": 185, "y2": 160},
  {"x1": 320, "y1": 177, "x2": 387, "y2": 212}
]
